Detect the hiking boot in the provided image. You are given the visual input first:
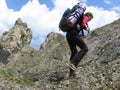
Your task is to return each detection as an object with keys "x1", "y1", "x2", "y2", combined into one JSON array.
[
  {"x1": 66, "y1": 63, "x2": 77, "y2": 71},
  {"x1": 69, "y1": 72, "x2": 76, "y2": 78},
  {"x1": 75, "y1": 71, "x2": 80, "y2": 78},
  {"x1": 66, "y1": 63, "x2": 80, "y2": 78},
  {"x1": 68, "y1": 71, "x2": 80, "y2": 79}
]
